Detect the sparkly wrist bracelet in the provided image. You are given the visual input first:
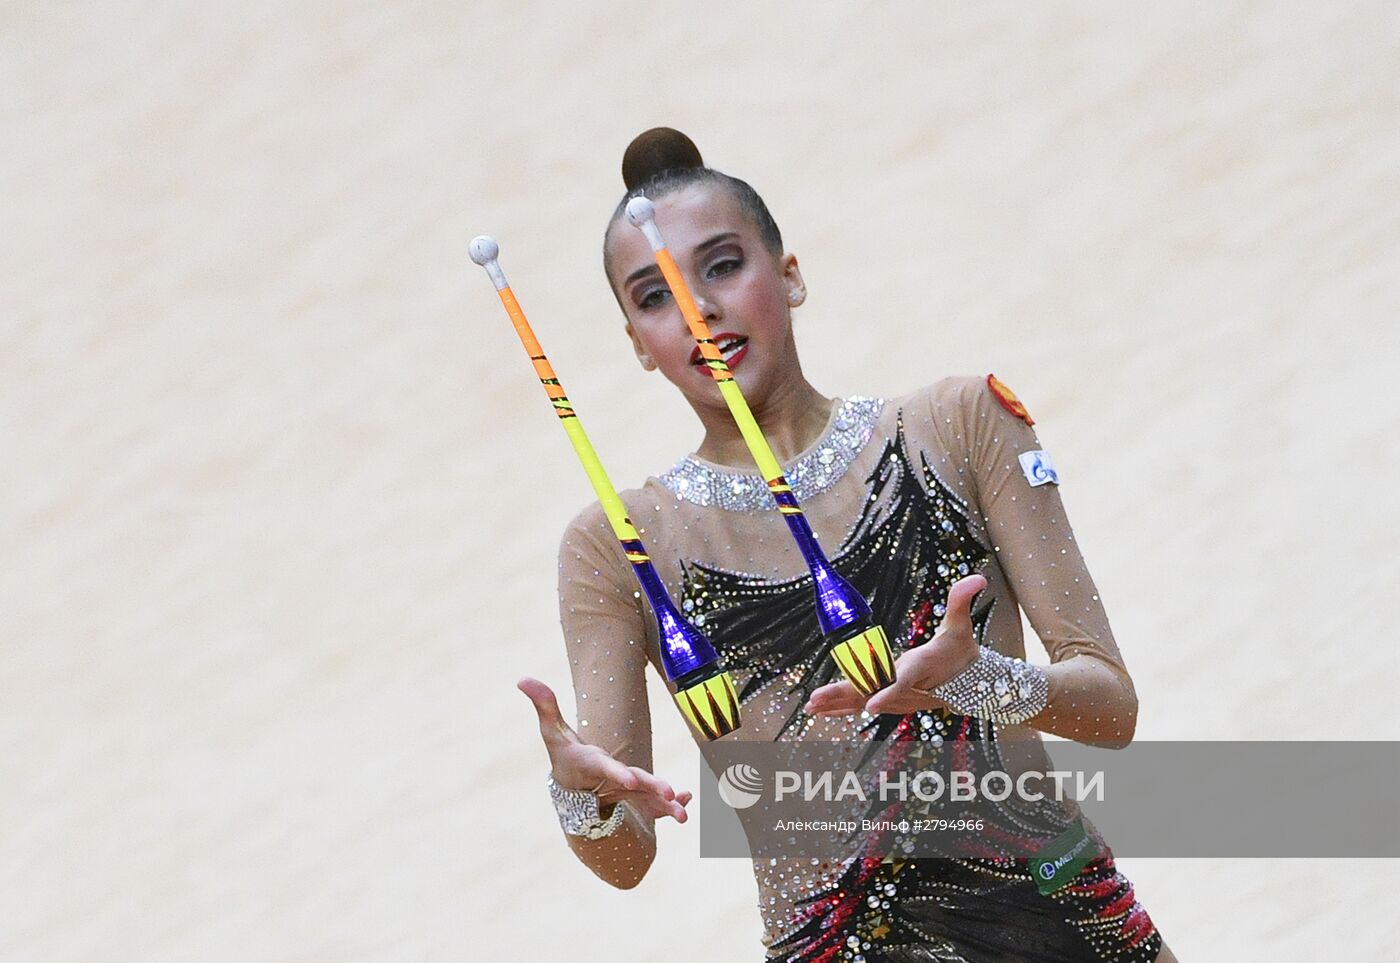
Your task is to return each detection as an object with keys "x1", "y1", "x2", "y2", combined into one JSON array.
[
  {"x1": 929, "y1": 646, "x2": 1049, "y2": 725},
  {"x1": 547, "y1": 773, "x2": 626, "y2": 840}
]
